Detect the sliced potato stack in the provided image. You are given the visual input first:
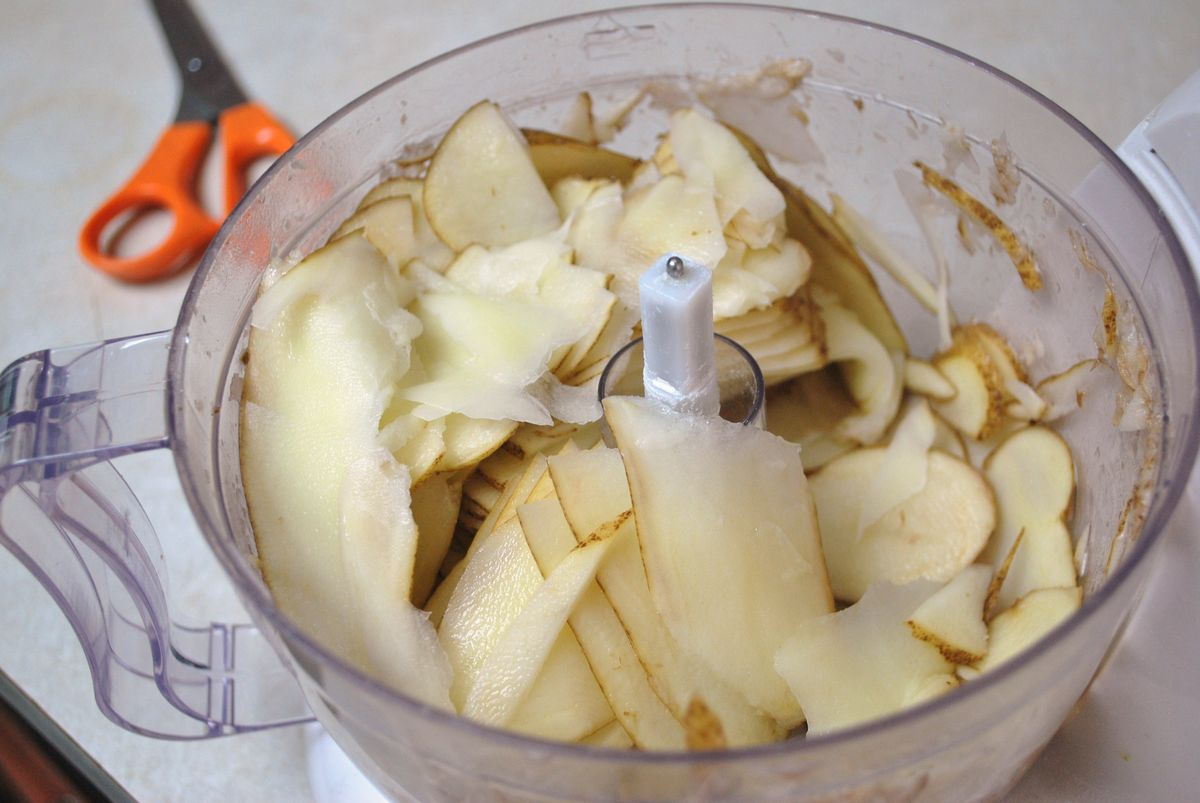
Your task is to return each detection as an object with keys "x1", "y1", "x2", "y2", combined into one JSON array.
[{"x1": 241, "y1": 93, "x2": 1100, "y2": 749}]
